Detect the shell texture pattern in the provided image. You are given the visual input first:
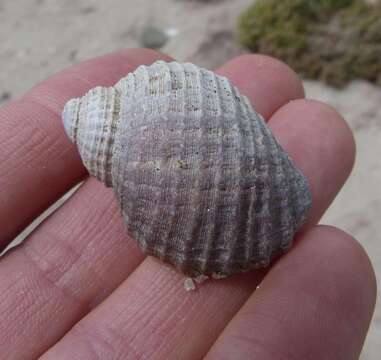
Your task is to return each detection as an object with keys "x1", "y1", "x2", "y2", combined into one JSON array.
[{"x1": 63, "y1": 61, "x2": 312, "y2": 277}]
